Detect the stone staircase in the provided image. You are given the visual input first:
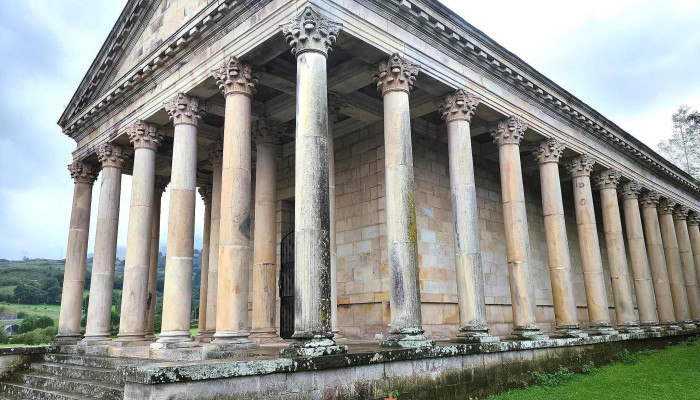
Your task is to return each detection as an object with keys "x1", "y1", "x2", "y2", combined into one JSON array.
[{"x1": 0, "y1": 351, "x2": 150, "y2": 400}]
